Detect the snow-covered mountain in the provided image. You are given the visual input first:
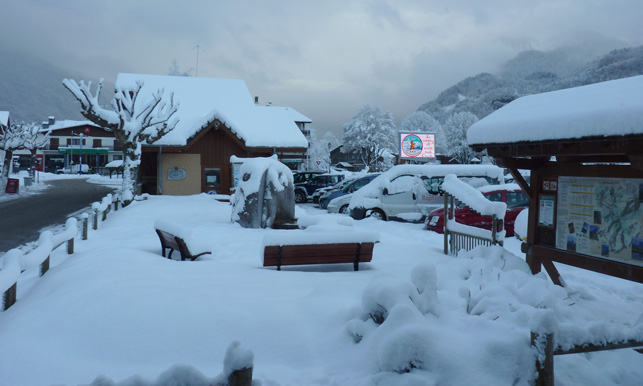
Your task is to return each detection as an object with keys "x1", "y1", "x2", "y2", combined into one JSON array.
[
  {"x1": 0, "y1": 47, "x2": 113, "y2": 123},
  {"x1": 418, "y1": 45, "x2": 643, "y2": 122}
]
